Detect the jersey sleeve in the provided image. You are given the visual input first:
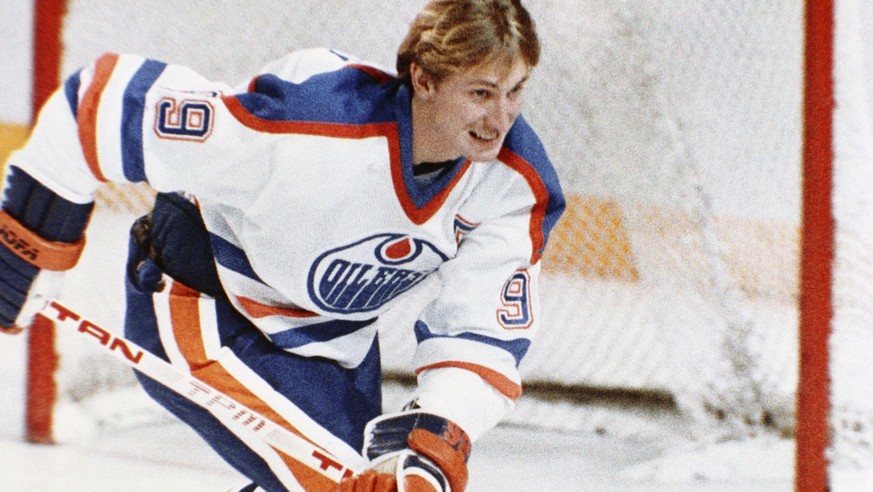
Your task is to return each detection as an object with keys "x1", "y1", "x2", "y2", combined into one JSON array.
[
  {"x1": 410, "y1": 118, "x2": 565, "y2": 437},
  {"x1": 9, "y1": 50, "x2": 355, "y2": 208},
  {"x1": 8, "y1": 53, "x2": 227, "y2": 202}
]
